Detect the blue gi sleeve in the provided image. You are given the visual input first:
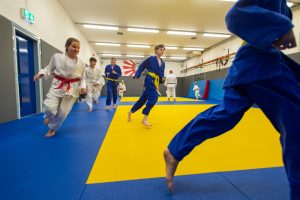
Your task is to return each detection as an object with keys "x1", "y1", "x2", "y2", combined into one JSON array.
[
  {"x1": 134, "y1": 57, "x2": 150, "y2": 79},
  {"x1": 116, "y1": 65, "x2": 122, "y2": 78},
  {"x1": 105, "y1": 65, "x2": 109, "y2": 77},
  {"x1": 225, "y1": 0, "x2": 294, "y2": 51}
]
